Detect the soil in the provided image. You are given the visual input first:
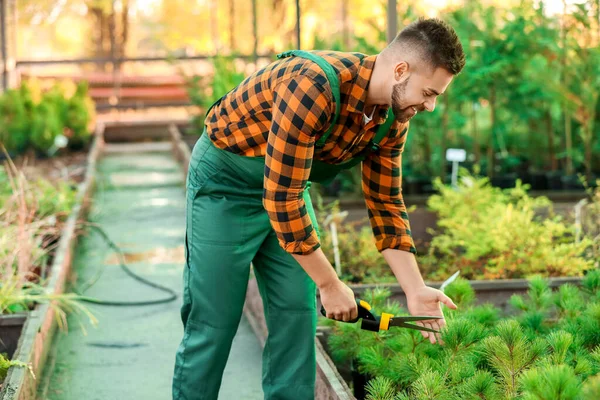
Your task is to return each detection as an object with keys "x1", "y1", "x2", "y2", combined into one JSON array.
[{"x1": 7, "y1": 149, "x2": 88, "y2": 184}]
